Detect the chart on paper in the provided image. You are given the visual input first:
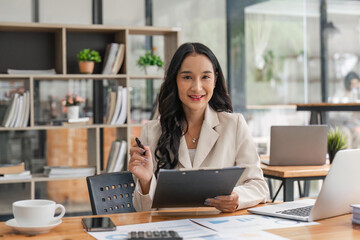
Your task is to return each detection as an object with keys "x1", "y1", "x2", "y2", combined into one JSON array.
[{"x1": 88, "y1": 219, "x2": 216, "y2": 240}]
